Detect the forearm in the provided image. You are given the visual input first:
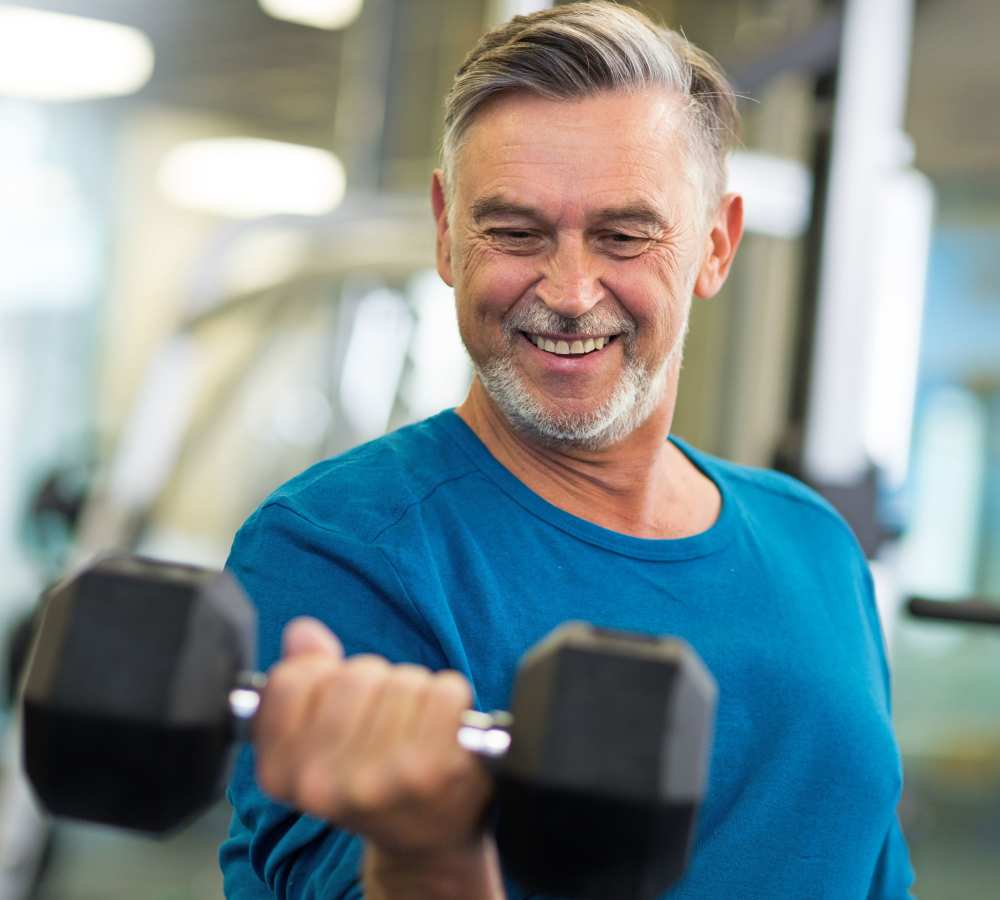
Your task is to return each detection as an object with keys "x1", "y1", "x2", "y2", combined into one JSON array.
[{"x1": 362, "y1": 836, "x2": 507, "y2": 900}]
